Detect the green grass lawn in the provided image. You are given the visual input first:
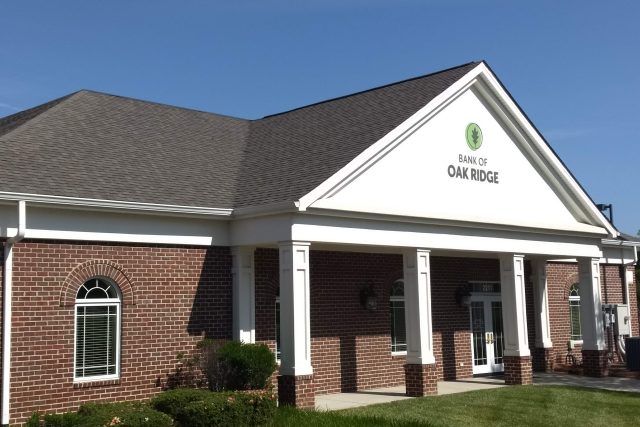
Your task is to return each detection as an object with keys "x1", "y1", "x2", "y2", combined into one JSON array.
[{"x1": 271, "y1": 385, "x2": 640, "y2": 426}]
